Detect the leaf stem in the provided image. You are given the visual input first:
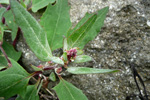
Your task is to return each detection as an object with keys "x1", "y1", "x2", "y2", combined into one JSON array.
[
  {"x1": 45, "y1": 88, "x2": 55, "y2": 97},
  {"x1": 31, "y1": 71, "x2": 43, "y2": 77},
  {"x1": 38, "y1": 92, "x2": 49, "y2": 100},
  {"x1": 0, "y1": 42, "x2": 12, "y2": 67}
]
